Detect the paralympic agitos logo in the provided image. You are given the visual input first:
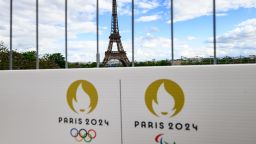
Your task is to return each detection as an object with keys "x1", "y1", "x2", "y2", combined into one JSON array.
[
  {"x1": 145, "y1": 79, "x2": 185, "y2": 118},
  {"x1": 155, "y1": 134, "x2": 176, "y2": 144}
]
